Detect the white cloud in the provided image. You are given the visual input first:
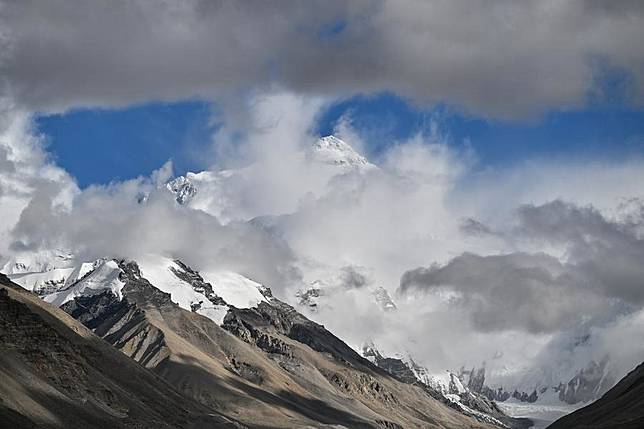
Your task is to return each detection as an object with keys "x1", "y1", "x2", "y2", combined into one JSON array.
[
  {"x1": 0, "y1": 100, "x2": 78, "y2": 260},
  {"x1": 1, "y1": 90, "x2": 644, "y2": 395}
]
